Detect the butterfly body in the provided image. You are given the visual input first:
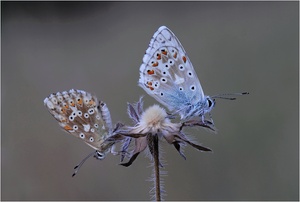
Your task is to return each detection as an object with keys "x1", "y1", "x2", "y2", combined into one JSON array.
[
  {"x1": 139, "y1": 26, "x2": 215, "y2": 121},
  {"x1": 44, "y1": 89, "x2": 113, "y2": 157}
]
